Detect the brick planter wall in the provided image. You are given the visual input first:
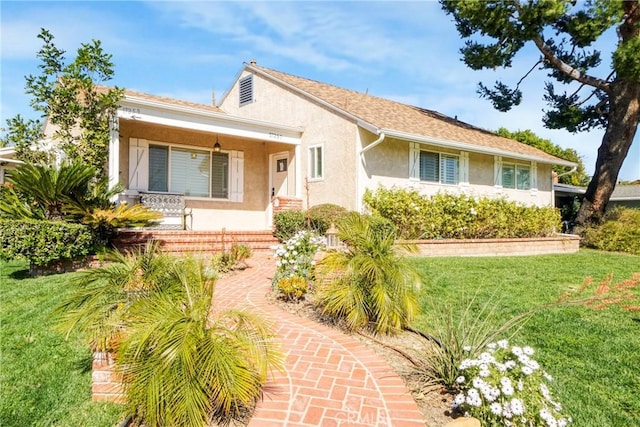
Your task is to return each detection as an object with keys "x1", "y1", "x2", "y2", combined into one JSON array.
[
  {"x1": 92, "y1": 352, "x2": 124, "y2": 403},
  {"x1": 400, "y1": 234, "x2": 580, "y2": 257}
]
